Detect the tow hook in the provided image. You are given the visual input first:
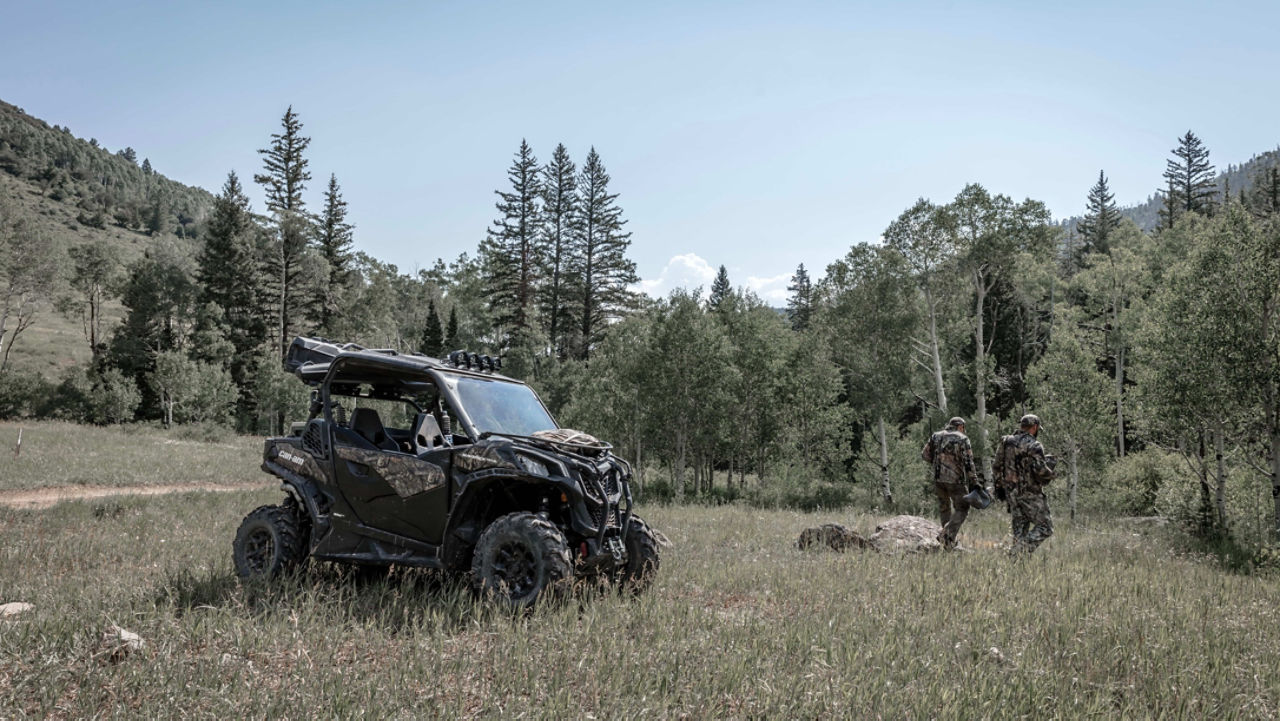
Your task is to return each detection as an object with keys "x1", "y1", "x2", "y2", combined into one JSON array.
[{"x1": 578, "y1": 536, "x2": 627, "y2": 570}]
